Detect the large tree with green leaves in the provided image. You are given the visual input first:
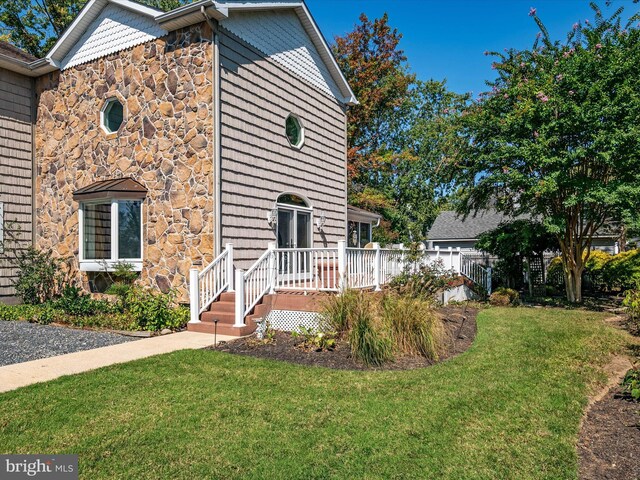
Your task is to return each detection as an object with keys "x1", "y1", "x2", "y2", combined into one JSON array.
[
  {"x1": 0, "y1": 0, "x2": 186, "y2": 58},
  {"x1": 333, "y1": 14, "x2": 467, "y2": 243},
  {"x1": 453, "y1": 4, "x2": 640, "y2": 303}
]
